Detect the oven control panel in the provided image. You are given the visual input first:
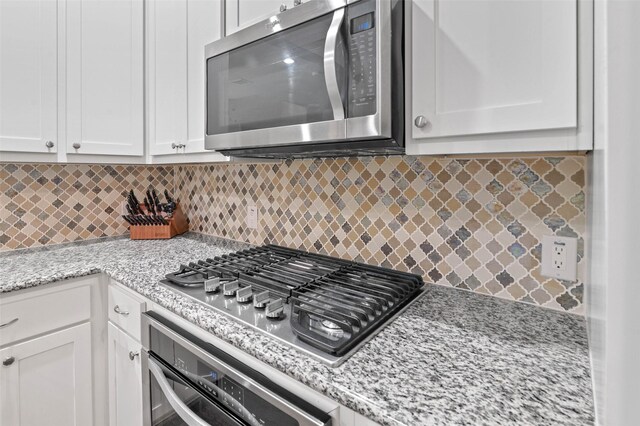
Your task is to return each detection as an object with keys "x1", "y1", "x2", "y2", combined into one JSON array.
[{"x1": 348, "y1": 6, "x2": 377, "y2": 118}]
